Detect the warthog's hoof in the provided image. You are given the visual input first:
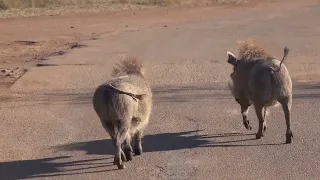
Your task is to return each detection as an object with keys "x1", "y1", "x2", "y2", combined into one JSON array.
[
  {"x1": 286, "y1": 133, "x2": 293, "y2": 144},
  {"x1": 114, "y1": 157, "x2": 126, "y2": 169},
  {"x1": 134, "y1": 145, "x2": 143, "y2": 156},
  {"x1": 263, "y1": 125, "x2": 267, "y2": 133},
  {"x1": 114, "y1": 156, "x2": 126, "y2": 165},
  {"x1": 124, "y1": 148, "x2": 133, "y2": 161},
  {"x1": 113, "y1": 152, "x2": 126, "y2": 164},
  {"x1": 243, "y1": 120, "x2": 252, "y2": 130},
  {"x1": 117, "y1": 163, "x2": 126, "y2": 169},
  {"x1": 256, "y1": 133, "x2": 263, "y2": 139}
]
